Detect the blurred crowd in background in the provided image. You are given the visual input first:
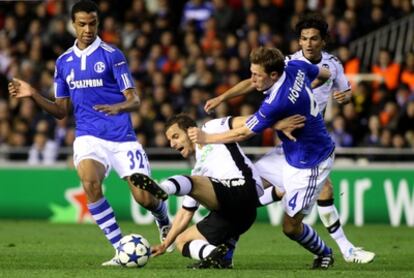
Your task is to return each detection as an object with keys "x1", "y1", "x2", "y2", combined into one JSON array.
[{"x1": 0, "y1": 0, "x2": 414, "y2": 165}]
